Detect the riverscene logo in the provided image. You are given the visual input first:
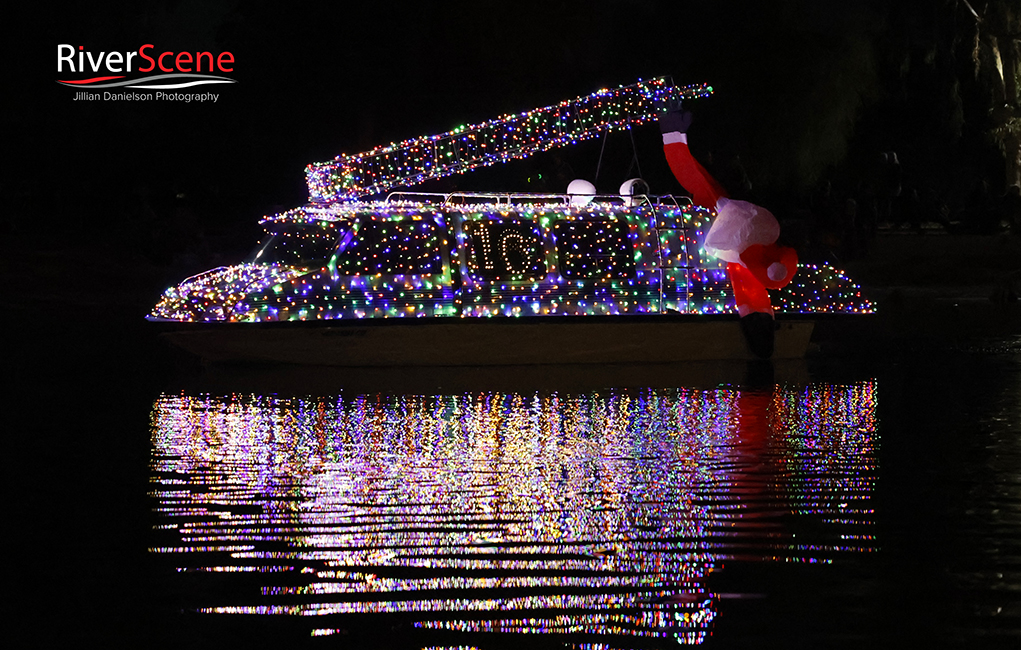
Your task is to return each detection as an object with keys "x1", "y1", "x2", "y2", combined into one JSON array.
[{"x1": 58, "y1": 44, "x2": 237, "y2": 102}]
